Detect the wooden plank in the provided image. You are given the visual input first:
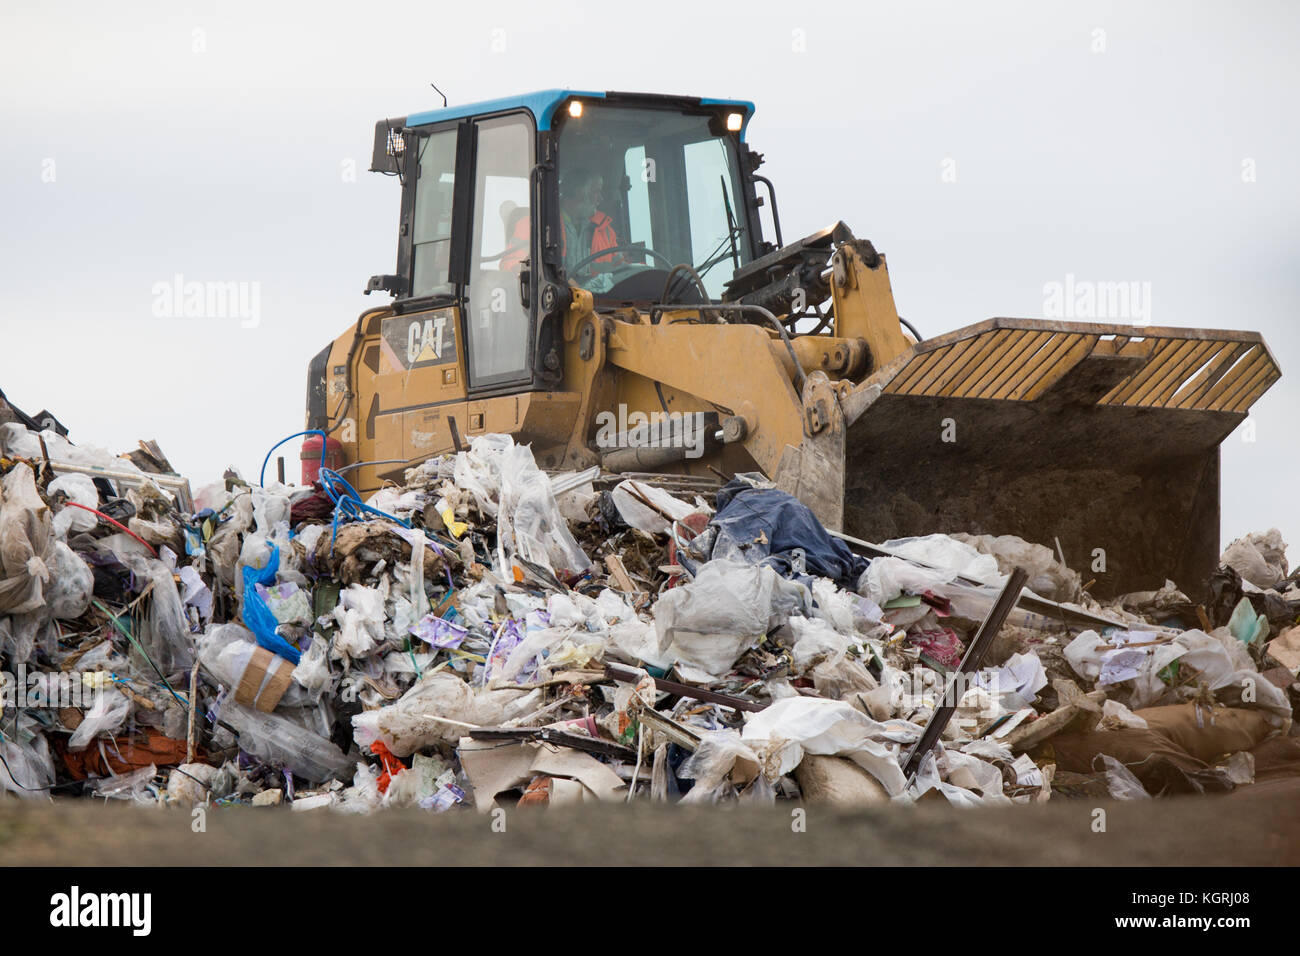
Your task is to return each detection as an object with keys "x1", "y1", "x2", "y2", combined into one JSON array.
[
  {"x1": 990, "y1": 333, "x2": 1066, "y2": 400},
  {"x1": 1227, "y1": 367, "x2": 1282, "y2": 413},
  {"x1": 1102, "y1": 337, "x2": 1180, "y2": 405},
  {"x1": 1170, "y1": 341, "x2": 1248, "y2": 409},
  {"x1": 1021, "y1": 334, "x2": 1101, "y2": 401},
  {"x1": 1202, "y1": 346, "x2": 1266, "y2": 409},
  {"x1": 1125, "y1": 338, "x2": 1203, "y2": 406},
  {"x1": 936, "y1": 328, "x2": 1015, "y2": 397},
  {"x1": 954, "y1": 329, "x2": 1033, "y2": 398},
  {"x1": 1005, "y1": 333, "x2": 1080, "y2": 400},
  {"x1": 902, "y1": 337, "x2": 983, "y2": 396},
  {"x1": 1211, "y1": 352, "x2": 1273, "y2": 411},
  {"x1": 888, "y1": 347, "x2": 947, "y2": 394},
  {"x1": 976, "y1": 331, "x2": 1055, "y2": 399},
  {"x1": 1145, "y1": 339, "x2": 1221, "y2": 406},
  {"x1": 605, "y1": 555, "x2": 636, "y2": 594}
]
